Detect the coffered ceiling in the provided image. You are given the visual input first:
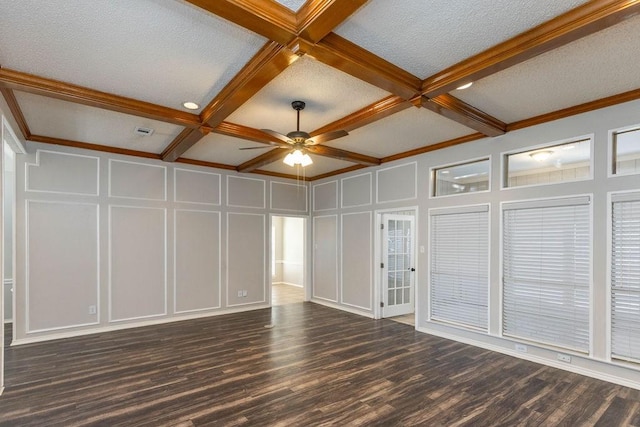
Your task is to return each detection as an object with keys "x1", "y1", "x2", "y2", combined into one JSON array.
[{"x1": 0, "y1": 0, "x2": 639, "y2": 180}]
